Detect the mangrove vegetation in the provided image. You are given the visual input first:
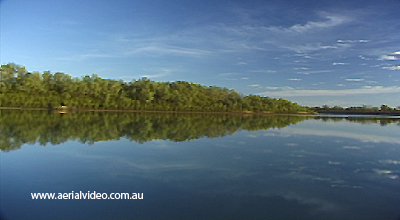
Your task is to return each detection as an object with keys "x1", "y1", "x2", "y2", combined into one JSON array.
[{"x1": 0, "y1": 63, "x2": 312, "y2": 113}]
